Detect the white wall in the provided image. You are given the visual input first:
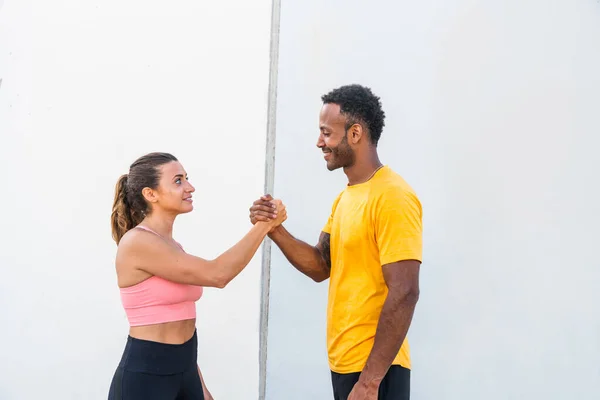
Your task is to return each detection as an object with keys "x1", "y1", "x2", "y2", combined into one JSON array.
[
  {"x1": 0, "y1": 1, "x2": 272, "y2": 399},
  {"x1": 265, "y1": 1, "x2": 600, "y2": 399}
]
